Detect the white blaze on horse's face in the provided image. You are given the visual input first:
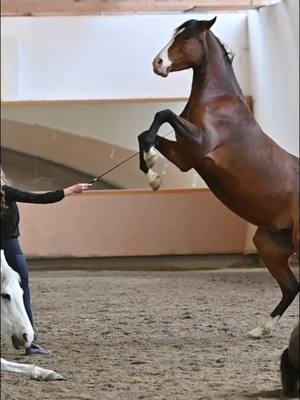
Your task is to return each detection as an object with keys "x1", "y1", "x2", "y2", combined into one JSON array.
[
  {"x1": 153, "y1": 28, "x2": 185, "y2": 77},
  {"x1": 1, "y1": 251, "x2": 34, "y2": 349}
]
